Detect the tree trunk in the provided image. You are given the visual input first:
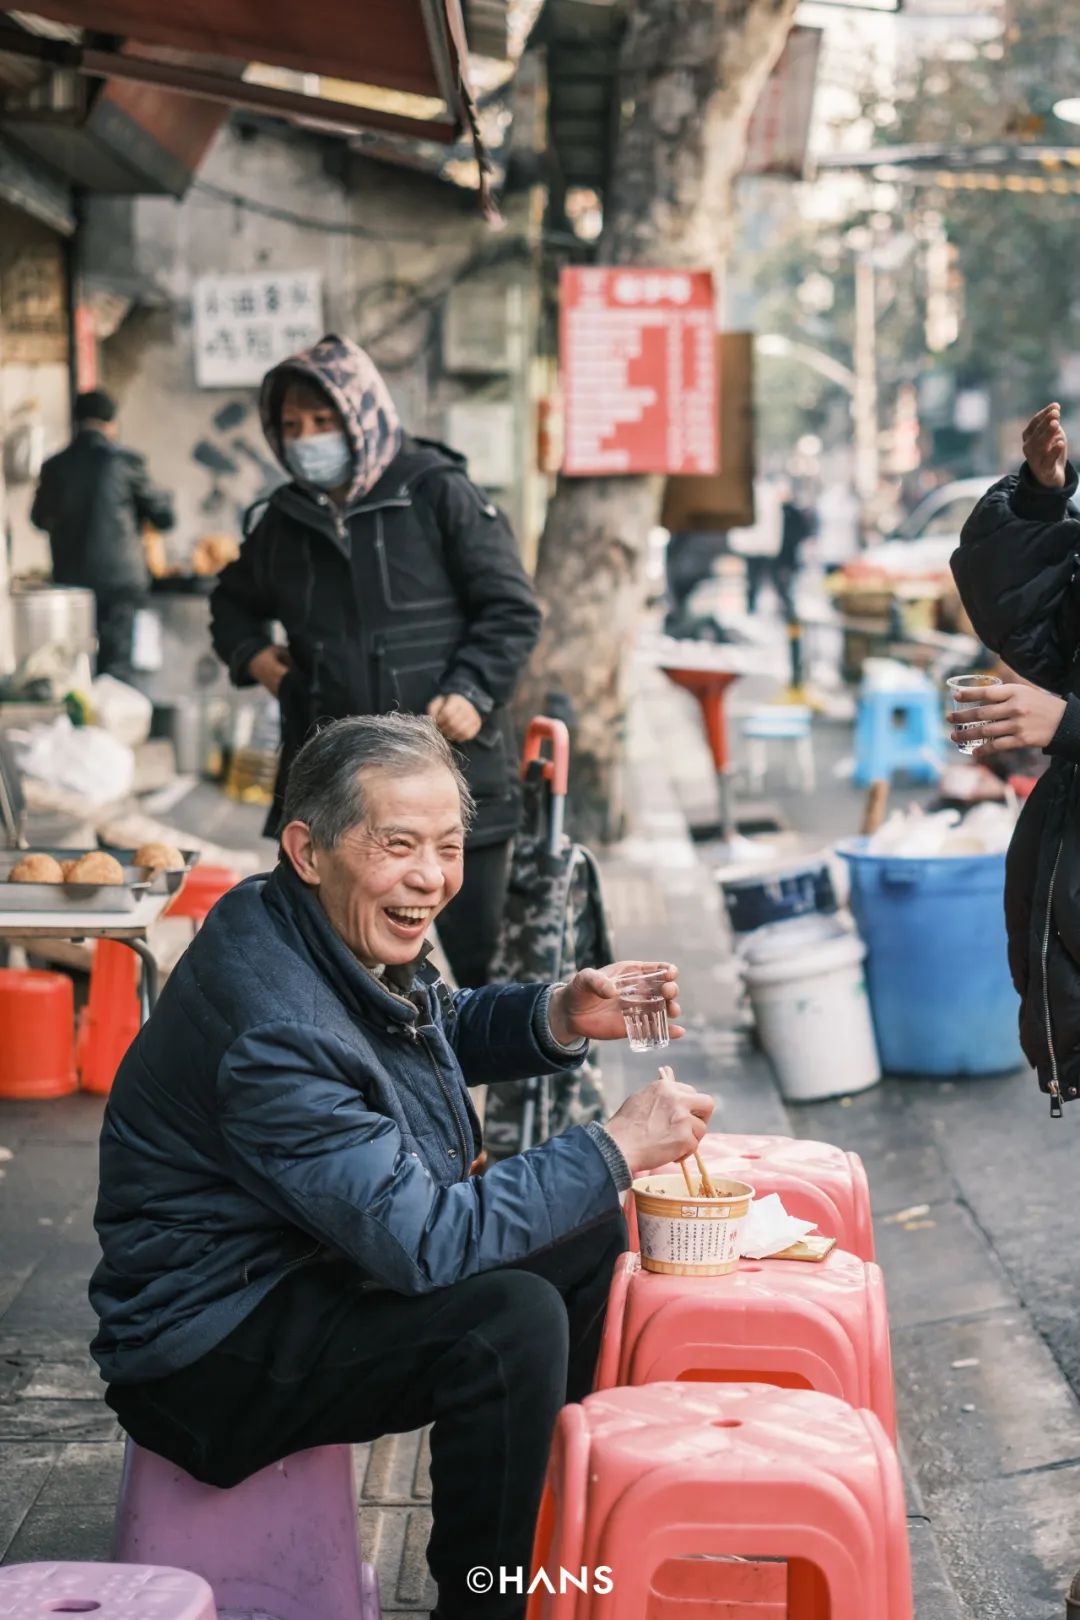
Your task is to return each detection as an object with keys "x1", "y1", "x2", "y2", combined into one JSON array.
[{"x1": 520, "y1": 0, "x2": 800, "y2": 844}]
